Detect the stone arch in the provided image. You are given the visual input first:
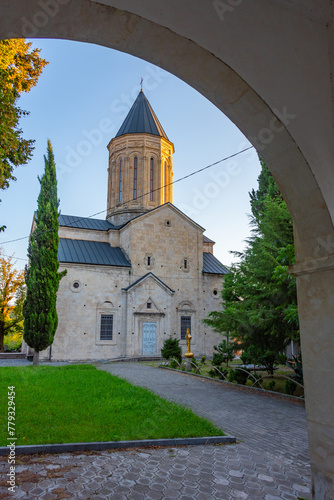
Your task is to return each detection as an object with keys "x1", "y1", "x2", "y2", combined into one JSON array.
[{"x1": 2, "y1": 1, "x2": 334, "y2": 495}]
